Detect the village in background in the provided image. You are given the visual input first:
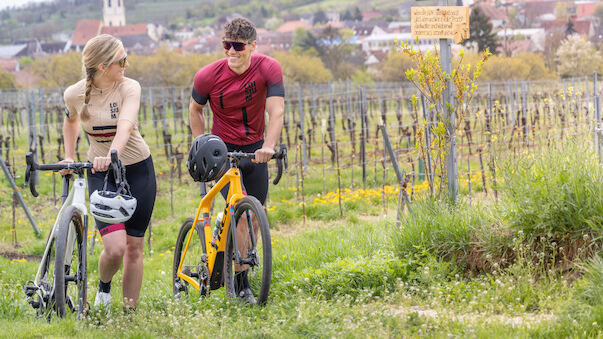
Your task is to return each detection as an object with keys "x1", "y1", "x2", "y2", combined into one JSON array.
[{"x1": 0, "y1": 0, "x2": 601, "y2": 88}]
